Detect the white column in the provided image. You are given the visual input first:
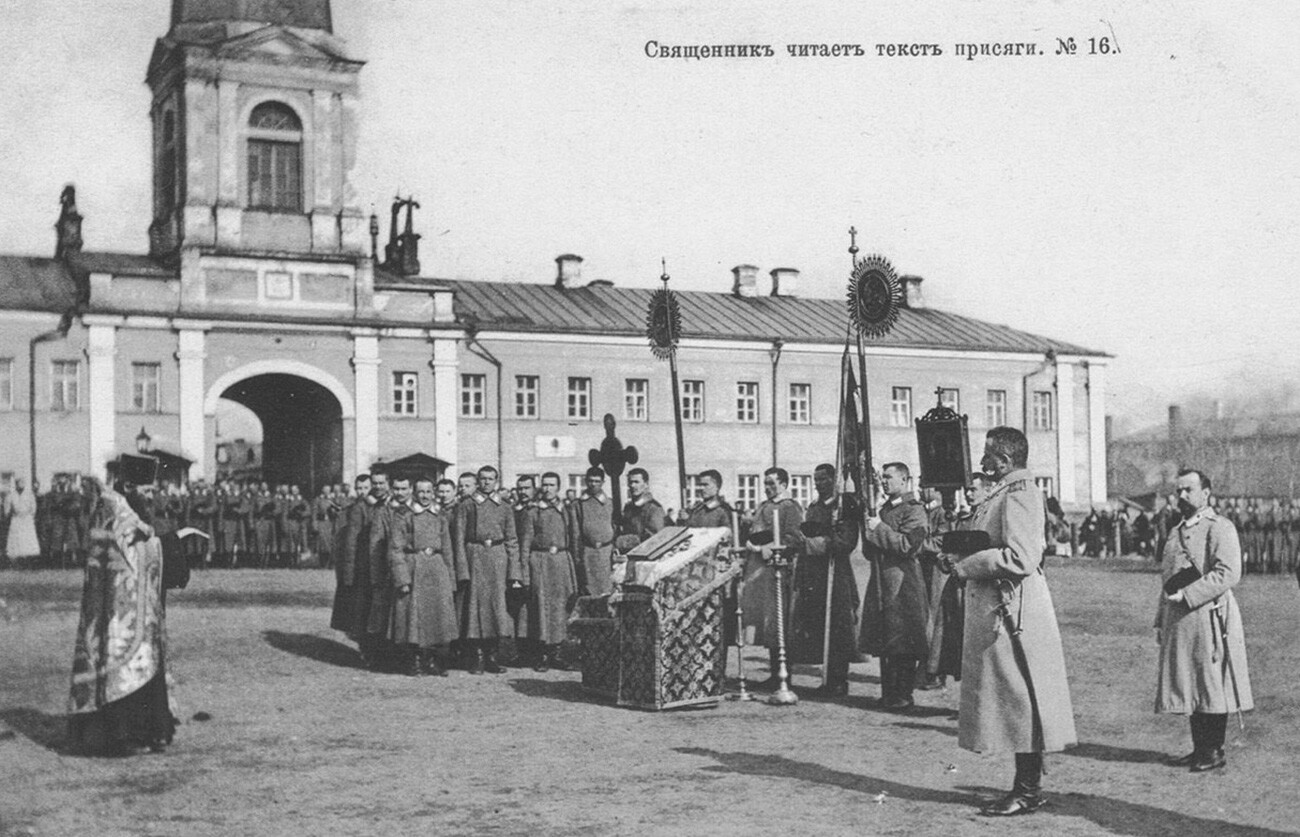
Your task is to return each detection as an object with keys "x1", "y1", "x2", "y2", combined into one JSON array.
[
  {"x1": 85, "y1": 322, "x2": 117, "y2": 481},
  {"x1": 353, "y1": 330, "x2": 381, "y2": 474},
  {"x1": 430, "y1": 336, "x2": 459, "y2": 471},
  {"x1": 1054, "y1": 360, "x2": 1077, "y2": 505},
  {"x1": 1087, "y1": 361, "x2": 1108, "y2": 505},
  {"x1": 177, "y1": 327, "x2": 208, "y2": 477}
]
